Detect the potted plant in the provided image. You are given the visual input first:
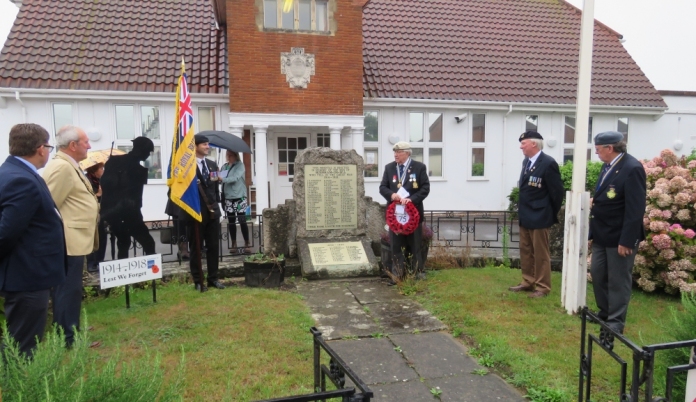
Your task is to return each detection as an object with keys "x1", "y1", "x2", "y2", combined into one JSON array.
[{"x1": 243, "y1": 252, "x2": 285, "y2": 288}]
